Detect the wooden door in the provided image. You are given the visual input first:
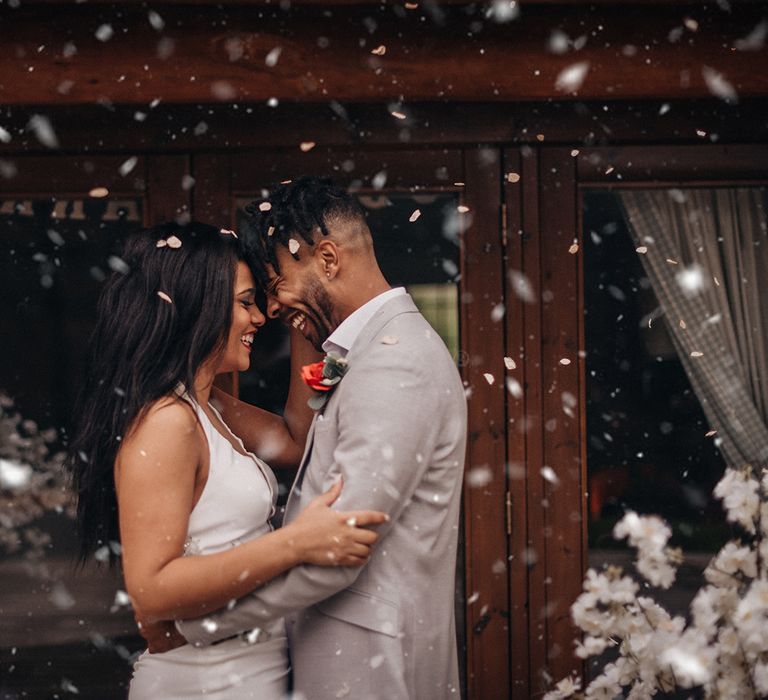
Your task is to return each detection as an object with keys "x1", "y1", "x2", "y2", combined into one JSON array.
[{"x1": 192, "y1": 147, "x2": 510, "y2": 699}]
